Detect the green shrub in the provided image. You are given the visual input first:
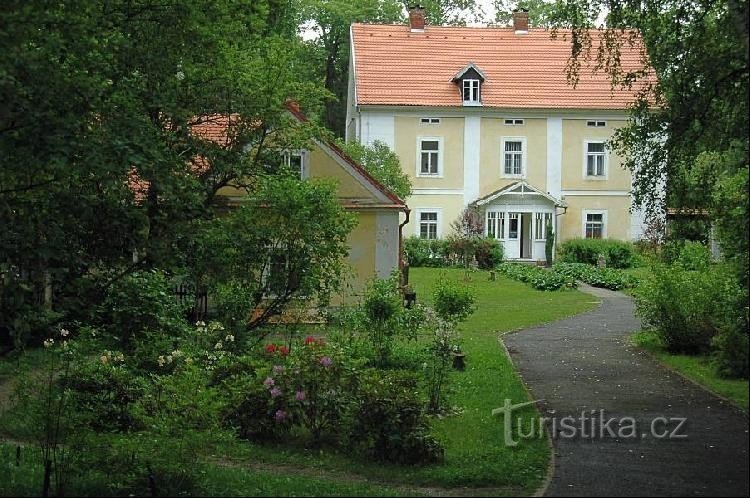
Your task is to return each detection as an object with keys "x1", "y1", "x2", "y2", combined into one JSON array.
[
  {"x1": 498, "y1": 263, "x2": 577, "y2": 291},
  {"x1": 635, "y1": 264, "x2": 741, "y2": 355},
  {"x1": 404, "y1": 236, "x2": 431, "y2": 267},
  {"x1": 350, "y1": 369, "x2": 444, "y2": 464},
  {"x1": 474, "y1": 237, "x2": 504, "y2": 269},
  {"x1": 676, "y1": 240, "x2": 712, "y2": 271},
  {"x1": 65, "y1": 360, "x2": 146, "y2": 432},
  {"x1": 660, "y1": 239, "x2": 685, "y2": 265},
  {"x1": 712, "y1": 324, "x2": 749, "y2": 379},
  {"x1": 433, "y1": 279, "x2": 475, "y2": 321},
  {"x1": 558, "y1": 238, "x2": 636, "y2": 268},
  {"x1": 552, "y1": 263, "x2": 636, "y2": 291}
]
